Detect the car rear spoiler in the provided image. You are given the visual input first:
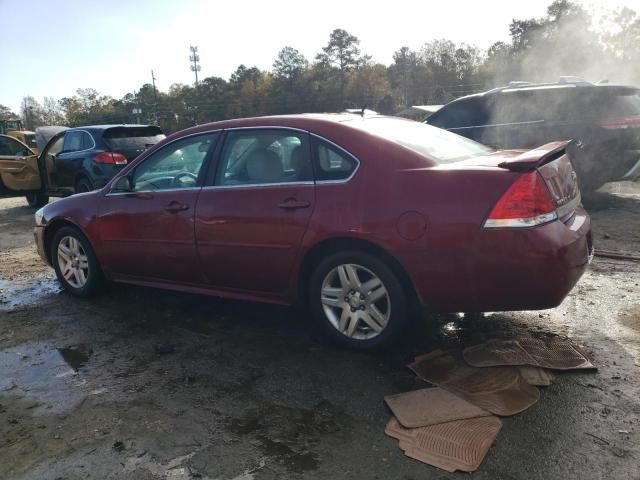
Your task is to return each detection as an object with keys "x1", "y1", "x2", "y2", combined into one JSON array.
[{"x1": 498, "y1": 140, "x2": 572, "y2": 172}]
